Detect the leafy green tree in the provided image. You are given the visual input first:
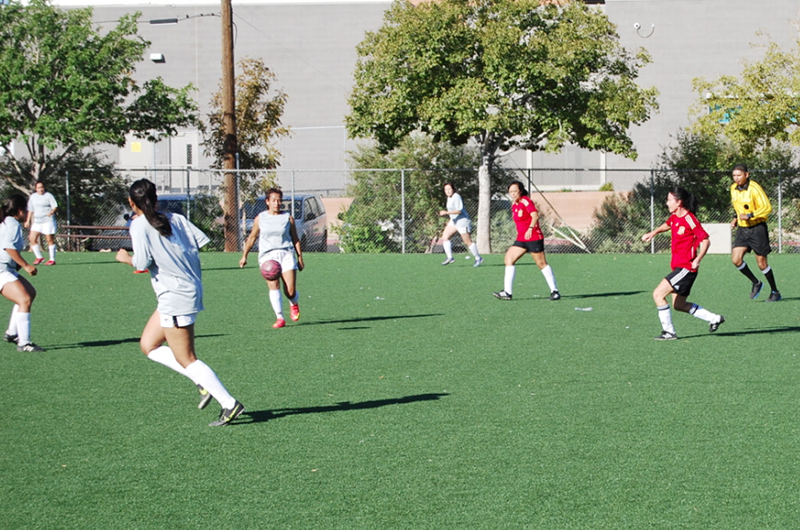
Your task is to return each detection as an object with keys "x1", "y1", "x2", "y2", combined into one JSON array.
[
  {"x1": 0, "y1": 0, "x2": 198, "y2": 192},
  {"x1": 692, "y1": 33, "x2": 800, "y2": 154},
  {"x1": 340, "y1": 133, "x2": 505, "y2": 253},
  {"x1": 347, "y1": 0, "x2": 658, "y2": 253}
]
